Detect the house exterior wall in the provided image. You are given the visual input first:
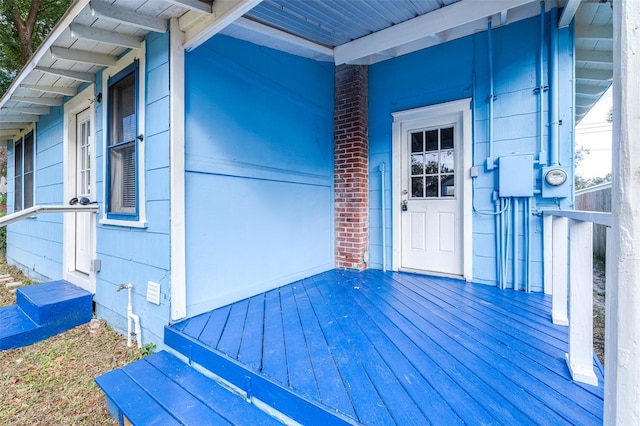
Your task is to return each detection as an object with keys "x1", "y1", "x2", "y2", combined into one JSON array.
[
  {"x1": 7, "y1": 109, "x2": 65, "y2": 281},
  {"x1": 93, "y1": 31, "x2": 172, "y2": 344},
  {"x1": 368, "y1": 12, "x2": 574, "y2": 291},
  {"x1": 6, "y1": 31, "x2": 173, "y2": 346},
  {"x1": 183, "y1": 35, "x2": 335, "y2": 317}
]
